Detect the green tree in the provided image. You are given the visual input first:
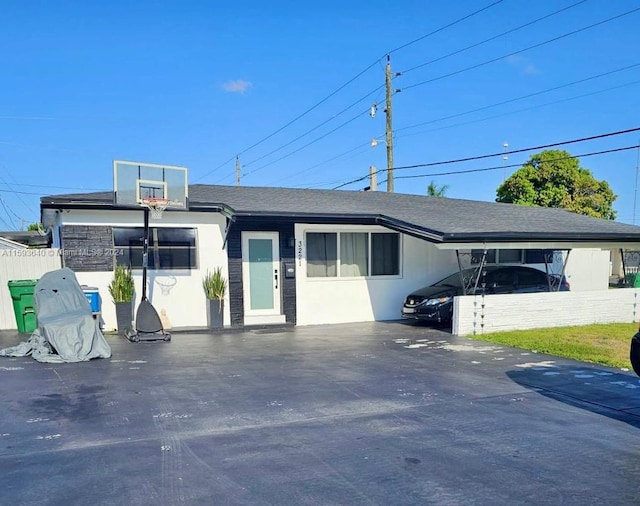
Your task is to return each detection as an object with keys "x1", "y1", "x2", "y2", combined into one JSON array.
[
  {"x1": 427, "y1": 180, "x2": 449, "y2": 197},
  {"x1": 27, "y1": 223, "x2": 45, "y2": 231},
  {"x1": 496, "y1": 149, "x2": 616, "y2": 220}
]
